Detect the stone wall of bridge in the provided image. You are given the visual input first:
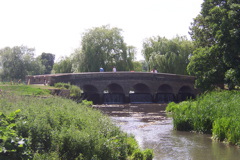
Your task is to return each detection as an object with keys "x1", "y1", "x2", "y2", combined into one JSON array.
[{"x1": 26, "y1": 72, "x2": 197, "y2": 104}]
